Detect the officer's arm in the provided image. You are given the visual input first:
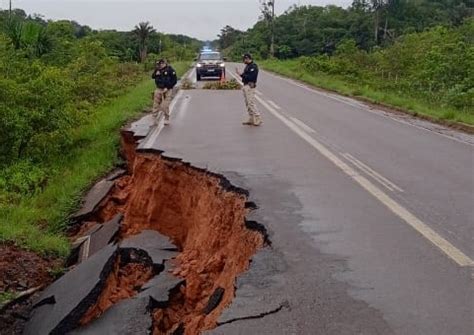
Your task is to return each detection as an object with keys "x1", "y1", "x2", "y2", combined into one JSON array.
[
  {"x1": 152, "y1": 70, "x2": 157, "y2": 79},
  {"x1": 169, "y1": 66, "x2": 178, "y2": 87},
  {"x1": 241, "y1": 67, "x2": 249, "y2": 81}
]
